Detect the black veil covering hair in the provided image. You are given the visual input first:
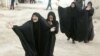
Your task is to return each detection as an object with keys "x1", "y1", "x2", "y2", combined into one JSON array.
[
  {"x1": 74, "y1": 0, "x2": 83, "y2": 10},
  {"x1": 70, "y1": 2, "x2": 76, "y2": 8},
  {"x1": 47, "y1": 11, "x2": 59, "y2": 33},
  {"x1": 12, "y1": 12, "x2": 50, "y2": 56},
  {"x1": 47, "y1": 11, "x2": 56, "y2": 22},
  {"x1": 87, "y1": 1, "x2": 92, "y2": 7}
]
